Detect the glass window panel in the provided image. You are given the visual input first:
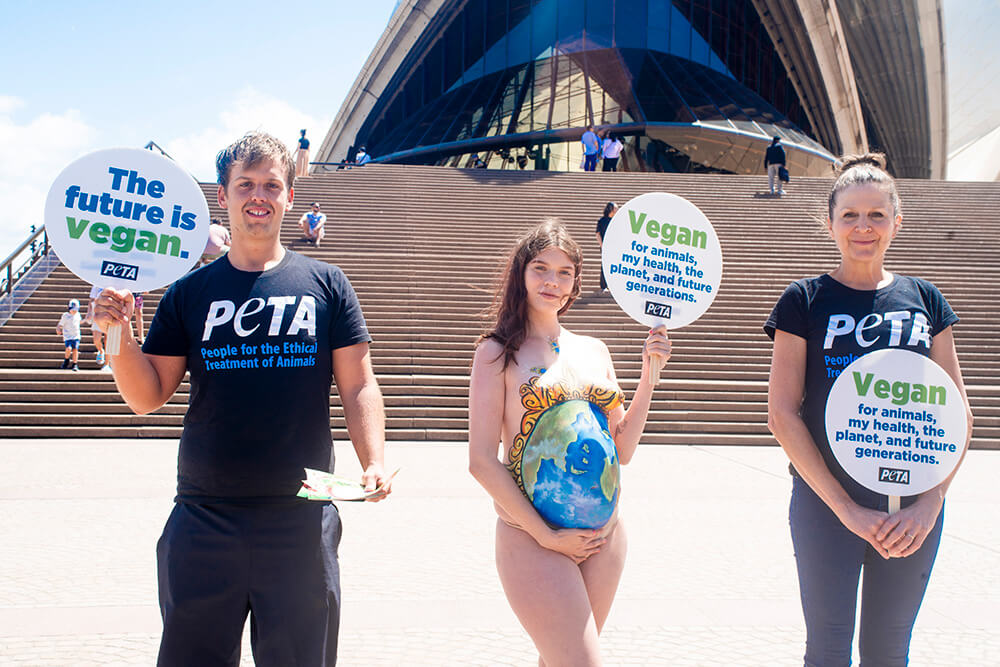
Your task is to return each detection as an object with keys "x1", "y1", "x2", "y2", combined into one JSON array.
[
  {"x1": 557, "y1": 0, "x2": 585, "y2": 50},
  {"x1": 513, "y1": 64, "x2": 536, "y2": 133},
  {"x1": 398, "y1": 93, "x2": 449, "y2": 148},
  {"x1": 567, "y1": 74, "x2": 588, "y2": 127},
  {"x1": 484, "y1": 36, "x2": 507, "y2": 74},
  {"x1": 632, "y1": 52, "x2": 693, "y2": 123},
  {"x1": 688, "y1": 65, "x2": 738, "y2": 121},
  {"x1": 510, "y1": 0, "x2": 531, "y2": 28},
  {"x1": 690, "y1": 3, "x2": 711, "y2": 66},
  {"x1": 654, "y1": 53, "x2": 721, "y2": 120},
  {"x1": 549, "y1": 56, "x2": 570, "y2": 128},
  {"x1": 670, "y1": 9, "x2": 691, "y2": 59},
  {"x1": 419, "y1": 85, "x2": 474, "y2": 146},
  {"x1": 449, "y1": 80, "x2": 486, "y2": 142},
  {"x1": 614, "y1": 0, "x2": 648, "y2": 49},
  {"x1": 443, "y1": 21, "x2": 464, "y2": 90},
  {"x1": 483, "y1": 68, "x2": 523, "y2": 137},
  {"x1": 531, "y1": 0, "x2": 557, "y2": 58},
  {"x1": 486, "y1": 0, "x2": 507, "y2": 50},
  {"x1": 505, "y1": 64, "x2": 532, "y2": 134},
  {"x1": 530, "y1": 57, "x2": 556, "y2": 130},
  {"x1": 585, "y1": 48, "x2": 639, "y2": 123},
  {"x1": 585, "y1": 0, "x2": 613, "y2": 49},
  {"x1": 507, "y1": 2, "x2": 532, "y2": 64},
  {"x1": 464, "y1": 2, "x2": 485, "y2": 81},
  {"x1": 726, "y1": 10, "x2": 744, "y2": 81},
  {"x1": 709, "y1": 74, "x2": 756, "y2": 122},
  {"x1": 424, "y1": 43, "x2": 444, "y2": 101},
  {"x1": 648, "y1": 0, "x2": 670, "y2": 31},
  {"x1": 648, "y1": 28, "x2": 669, "y2": 53},
  {"x1": 471, "y1": 73, "x2": 508, "y2": 138},
  {"x1": 404, "y1": 78, "x2": 423, "y2": 118},
  {"x1": 377, "y1": 98, "x2": 434, "y2": 154},
  {"x1": 710, "y1": 0, "x2": 728, "y2": 65}
]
